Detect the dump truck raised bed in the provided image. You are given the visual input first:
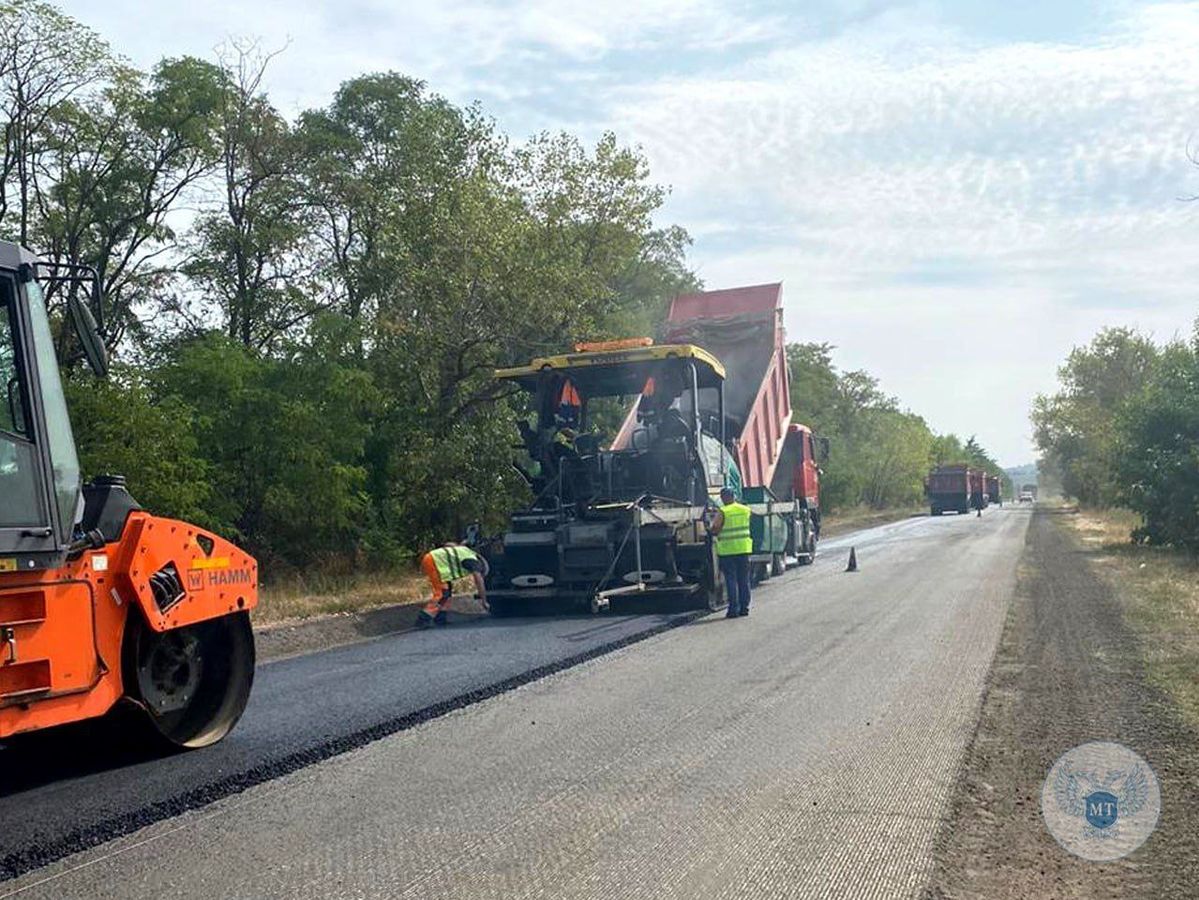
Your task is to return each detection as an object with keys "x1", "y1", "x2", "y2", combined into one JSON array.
[
  {"x1": 483, "y1": 341, "x2": 729, "y2": 615},
  {"x1": 618, "y1": 283, "x2": 823, "y2": 582},
  {"x1": 926, "y1": 464, "x2": 973, "y2": 515},
  {"x1": 1, "y1": 242, "x2": 256, "y2": 748}
]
